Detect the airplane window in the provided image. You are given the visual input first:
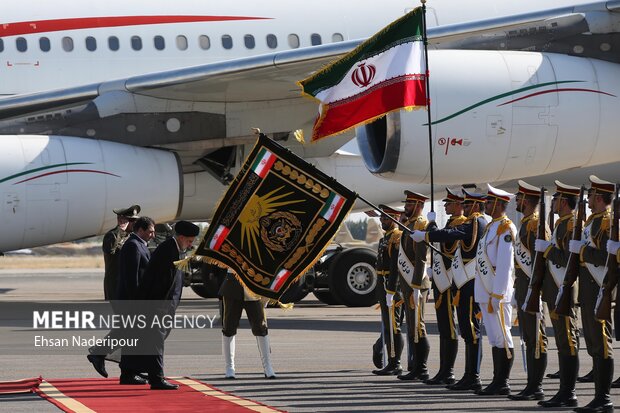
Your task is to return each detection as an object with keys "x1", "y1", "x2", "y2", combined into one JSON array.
[
  {"x1": 198, "y1": 35, "x2": 210, "y2": 50},
  {"x1": 16, "y1": 37, "x2": 27, "y2": 52},
  {"x1": 39, "y1": 37, "x2": 51, "y2": 52},
  {"x1": 85, "y1": 36, "x2": 97, "y2": 51},
  {"x1": 154, "y1": 35, "x2": 165, "y2": 50},
  {"x1": 311, "y1": 34, "x2": 322, "y2": 46},
  {"x1": 62, "y1": 37, "x2": 74, "y2": 52},
  {"x1": 266, "y1": 34, "x2": 277, "y2": 49},
  {"x1": 244, "y1": 34, "x2": 255, "y2": 49},
  {"x1": 288, "y1": 34, "x2": 299, "y2": 49},
  {"x1": 0, "y1": 38, "x2": 3, "y2": 52},
  {"x1": 332, "y1": 33, "x2": 344, "y2": 42},
  {"x1": 221, "y1": 35, "x2": 233, "y2": 50},
  {"x1": 108, "y1": 36, "x2": 119, "y2": 51},
  {"x1": 131, "y1": 36, "x2": 142, "y2": 51},
  {"x1": 176, "y1": 35, "x2": 188, "y2": 50}
]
